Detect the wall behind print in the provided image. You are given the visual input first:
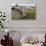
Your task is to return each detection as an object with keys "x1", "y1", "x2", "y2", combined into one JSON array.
[{"x1": 0, "y1": 0, "x2": 46, "y2": 27}]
